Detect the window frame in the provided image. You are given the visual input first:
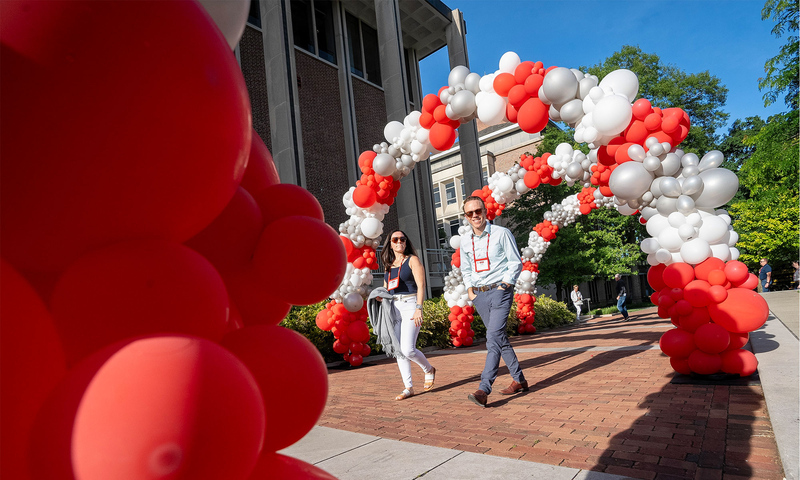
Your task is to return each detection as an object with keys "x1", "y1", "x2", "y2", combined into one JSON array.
[{"x1": 445, "y1": 181, "x2": 457, "y2": 205}]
